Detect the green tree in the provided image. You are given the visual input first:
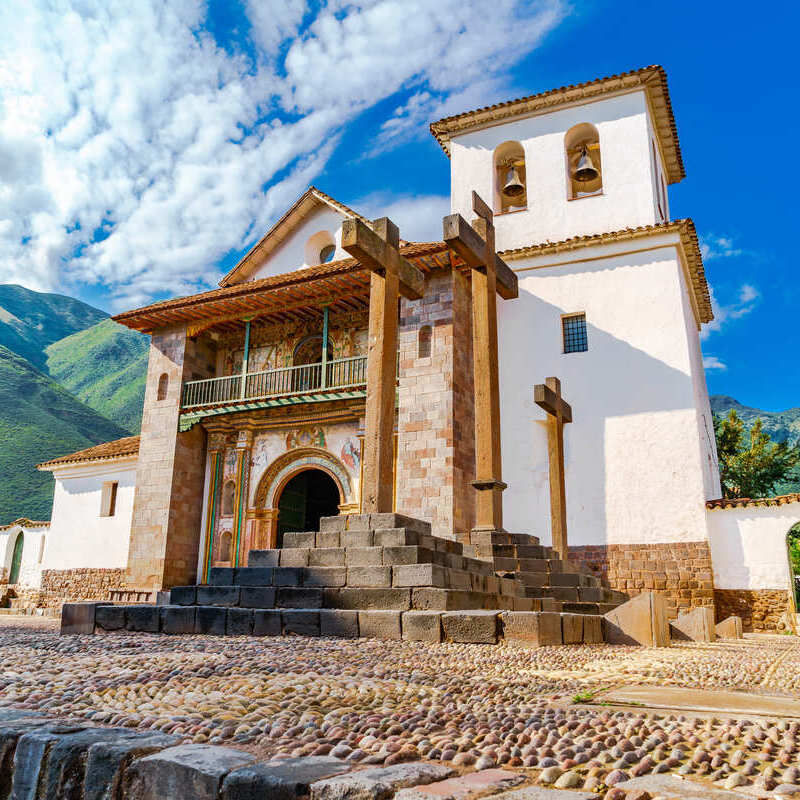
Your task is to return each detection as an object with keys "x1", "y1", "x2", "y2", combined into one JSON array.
[{"x1": 715, "y1": 409, "x2": 800, "y2": 499}]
